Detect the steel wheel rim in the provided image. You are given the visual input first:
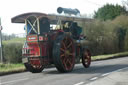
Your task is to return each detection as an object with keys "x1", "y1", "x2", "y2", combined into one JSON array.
[
  {"x1": 60, "y1": 37, "x2": 75, "y2": 70},
  {"x1": 83, "y1": 50, "x2": 91, "y2": 66}
]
